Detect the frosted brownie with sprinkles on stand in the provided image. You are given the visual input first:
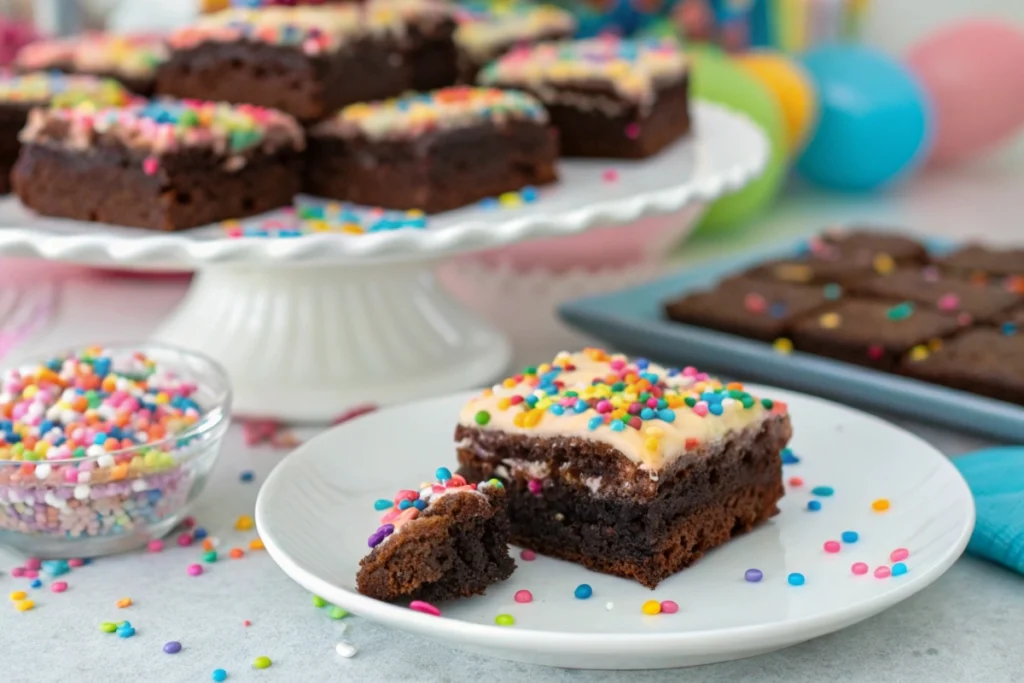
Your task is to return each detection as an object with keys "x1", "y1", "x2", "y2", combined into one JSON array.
[
  {"x1": 158, "y1": 0, "x2": 457, "y2": 122},
  {"x1": 305, "y1": 86, "x2": 557, "y2": 213},
  {"x1": 0, "y1": 73, "x2": 131, "y2": 194},
  {"x1": 357, "y1": 469, "x2": 514, "y2": 601},
  {"x1": 477, "y1": 37, "x2": 690, "y2": 158},
  {"x1": 455, "y1": 349, "x2": 791, "y2": 589},
  {"x1": 12, "y1": 98, "x2": 305, "y2": 231},
  {"x1": 454, "y1": 4, "x2": 576, "y2": 83}
]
